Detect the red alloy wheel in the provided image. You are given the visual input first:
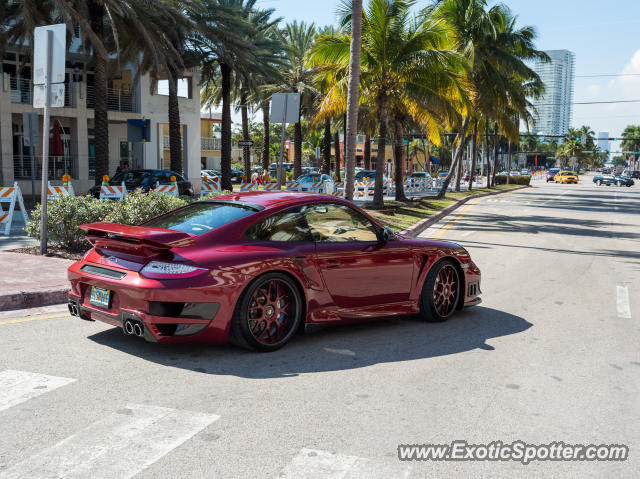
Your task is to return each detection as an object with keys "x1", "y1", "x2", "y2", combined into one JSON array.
[
  {"x1": 432, "y1": 264, "x2": 458, "y2": 317},
  {"x1": 247, "y1": 279, "x2": 295, "y2": 345}
]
